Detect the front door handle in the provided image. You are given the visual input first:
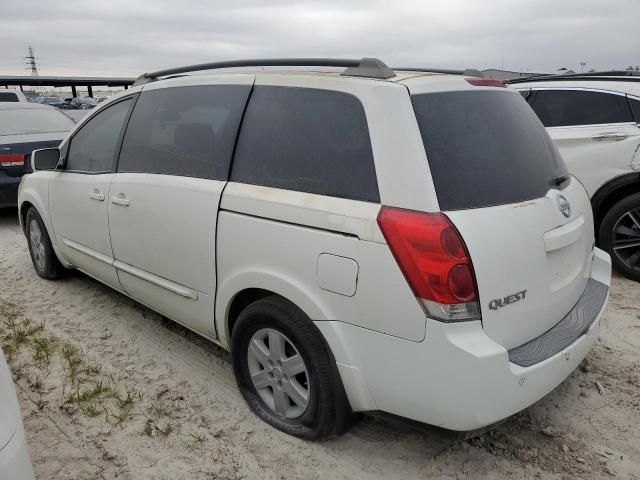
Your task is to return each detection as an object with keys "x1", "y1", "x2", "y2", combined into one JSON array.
[
  {"x1": 591, "y1": 132, "x2": 628, "y2": 141},
  {"x1": 89, "y1": 189, "x2": 105, "y2": 201},
  {"x1": 111, "y1": 194, "x2": 130, "y2": 206}
]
